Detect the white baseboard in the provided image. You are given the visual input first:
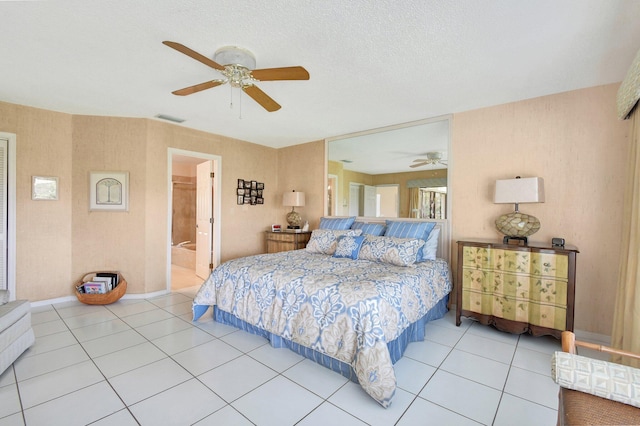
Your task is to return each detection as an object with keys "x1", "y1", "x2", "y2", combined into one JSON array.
[
  {"x1": 29, "y1": 289, "x2": 171, "y2": 308},
  {"x1": 30, "y1": 296, "x2": 77, "y2": 308}
]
